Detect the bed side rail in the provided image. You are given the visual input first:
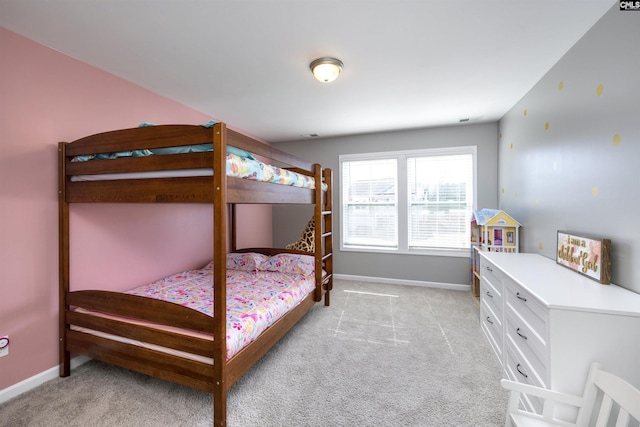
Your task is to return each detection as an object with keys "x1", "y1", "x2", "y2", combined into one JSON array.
[
  {"x1": 66, "y1": 309, "x2": 213, "y2": 356},
  {"x1": 65, "y1": 290, "x2": 216, "y2": 362},
  {"x1": 63, "y1": 125, "x2": 212, "y2": 157},
  {"x1": 65, "y1": 151, "x2": 215, "y2": 176},
  {"x1": 67, "y1": 290, "x2": 215, "y2": 333},
  {"x1": 66, "y1": 330, "x2": 216, "y2": 393},
  {"x1": 235, "y1": 247, "x2": 313, "y2": 256},
  {"x1": 225, "y1": 128, "x2": 314, "y2": 173},
  {"x1": 62, "y1": 124, "x2": 315, "y2": 176}
]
